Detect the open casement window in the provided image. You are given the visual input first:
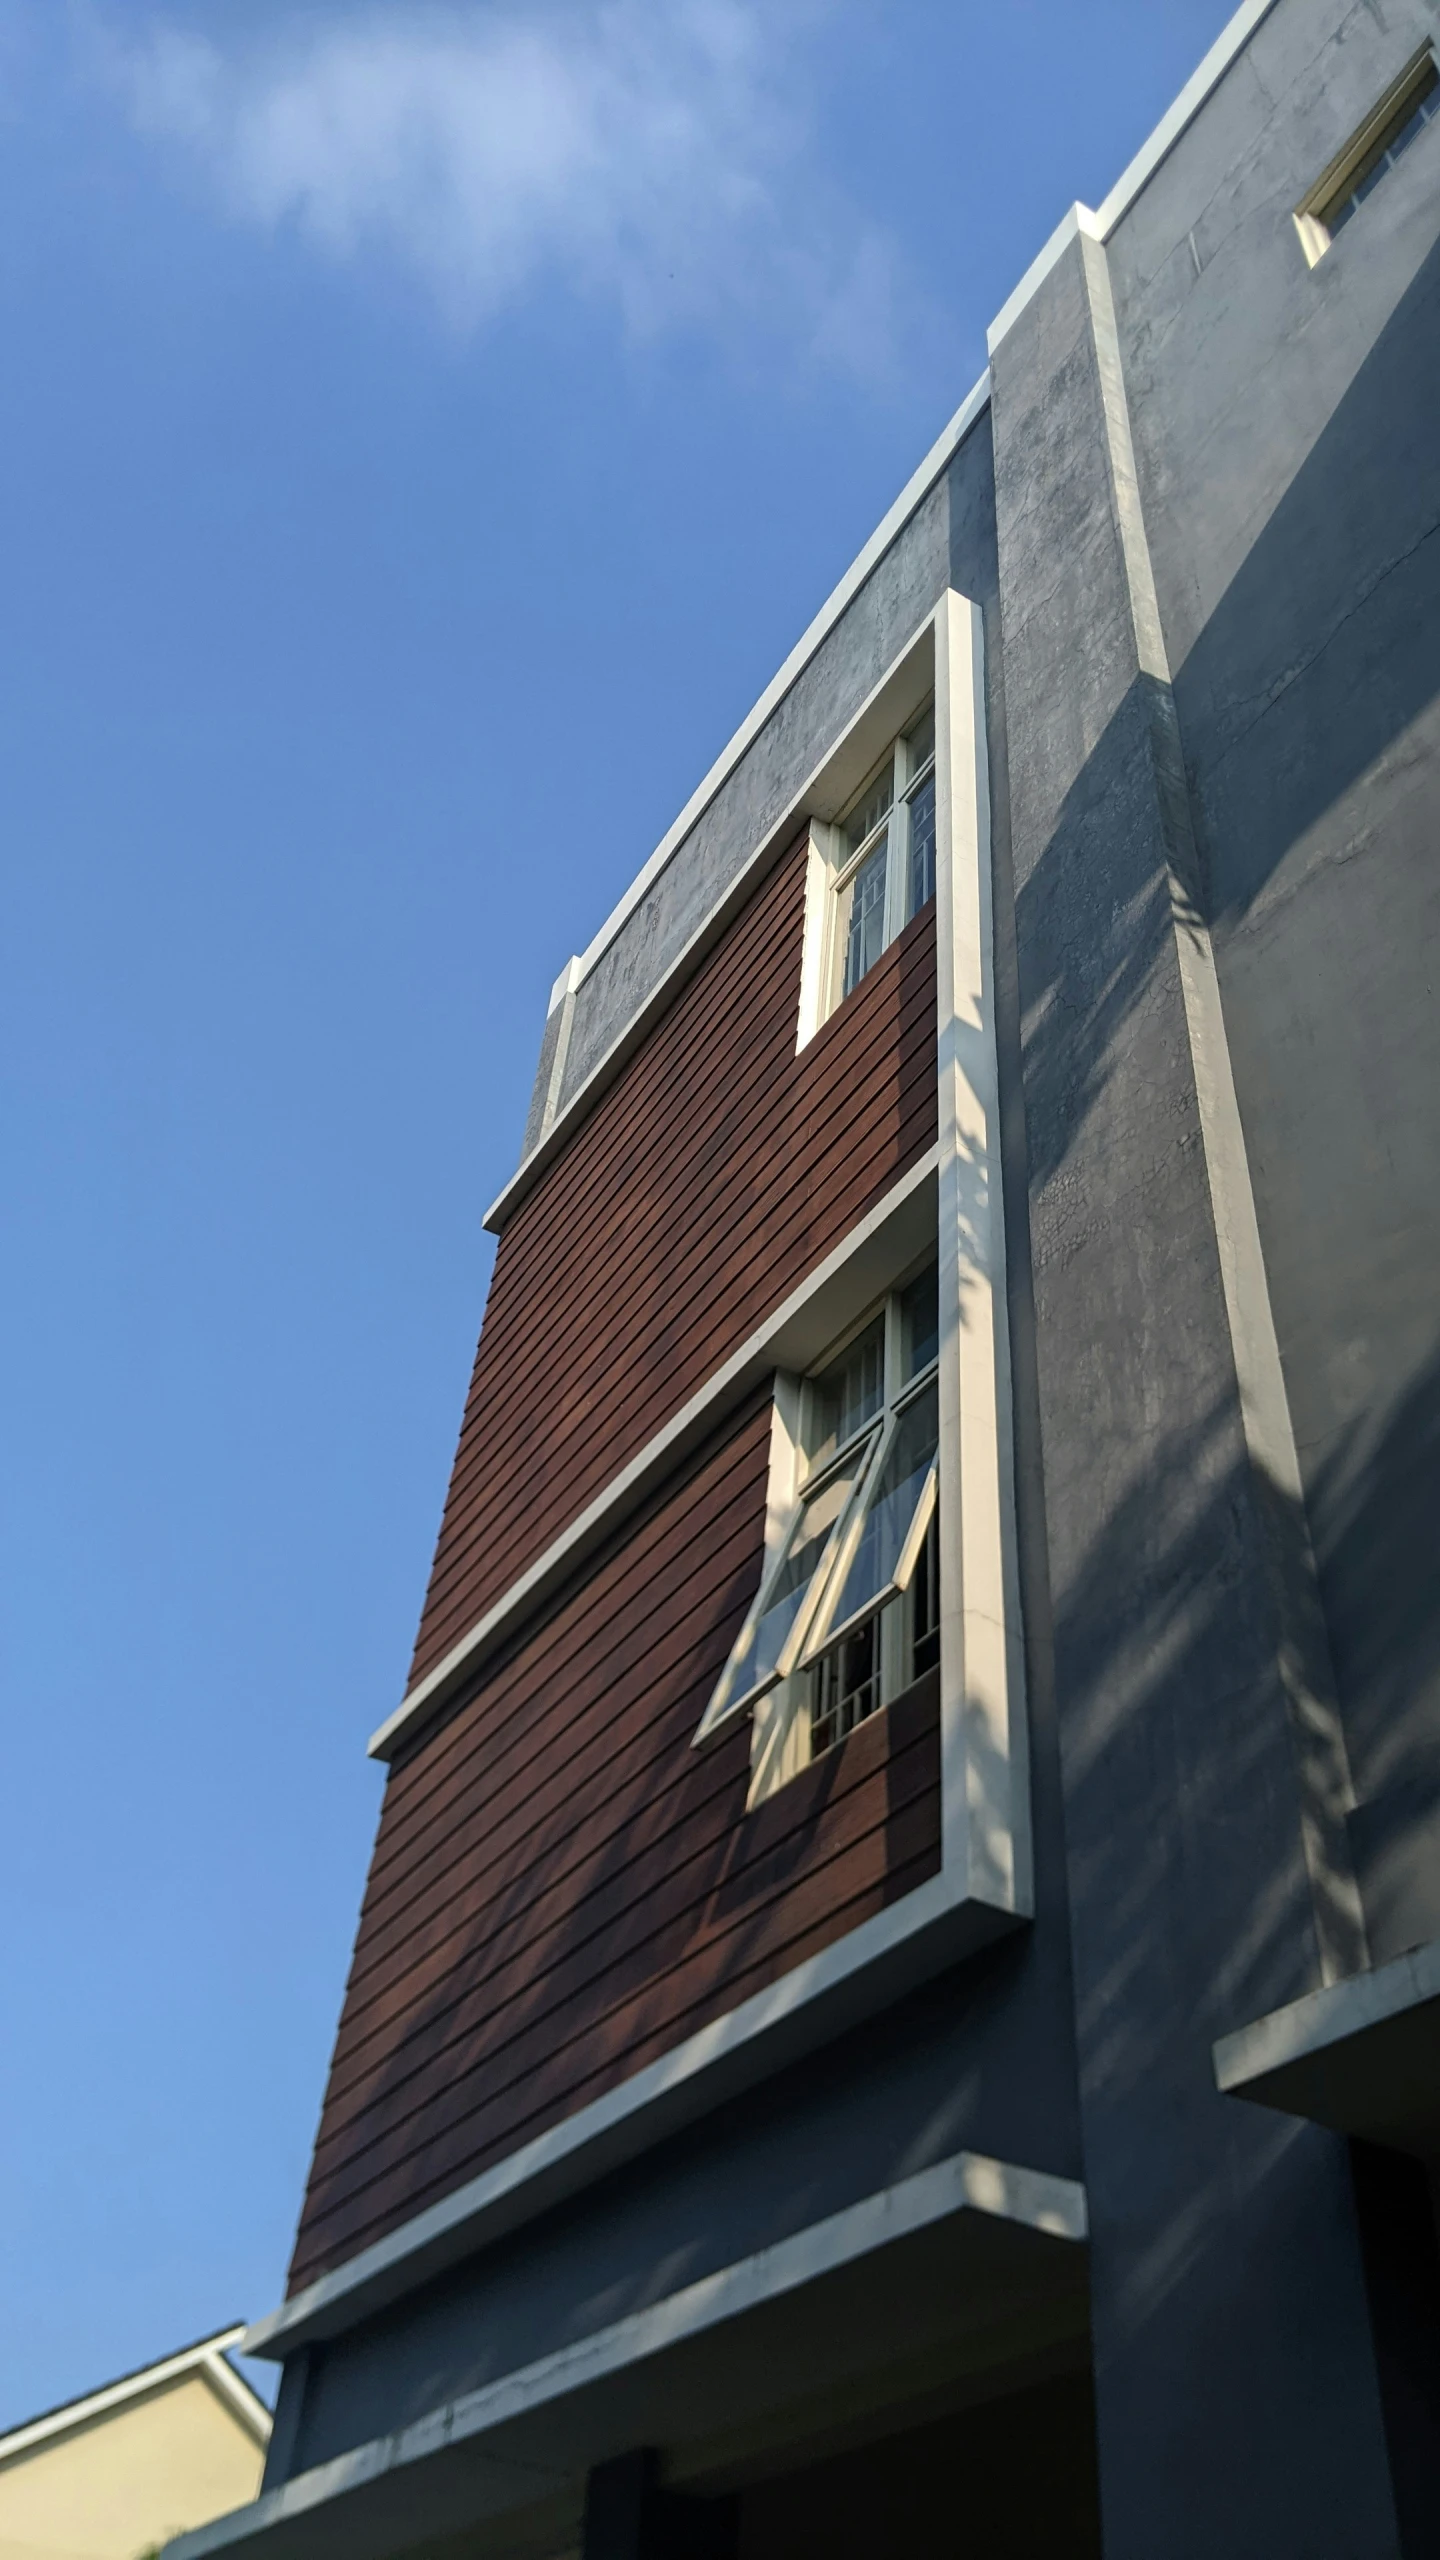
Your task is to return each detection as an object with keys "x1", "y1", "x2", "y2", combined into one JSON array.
[
  {"x1": 827, "y1": 706, "x2": 937, "y2": 1015},
  {"x1": 694, "y1": 1263, "x2": 941, "y2": 1800}
]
